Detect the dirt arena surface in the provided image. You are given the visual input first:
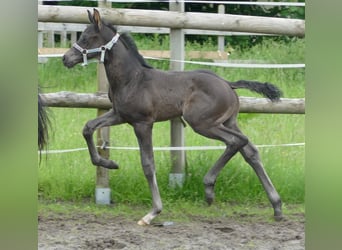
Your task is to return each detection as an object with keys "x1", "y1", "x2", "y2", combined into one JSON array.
[{"x1": 38, "y1": 209, "x2": 304, "y2": 250}]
